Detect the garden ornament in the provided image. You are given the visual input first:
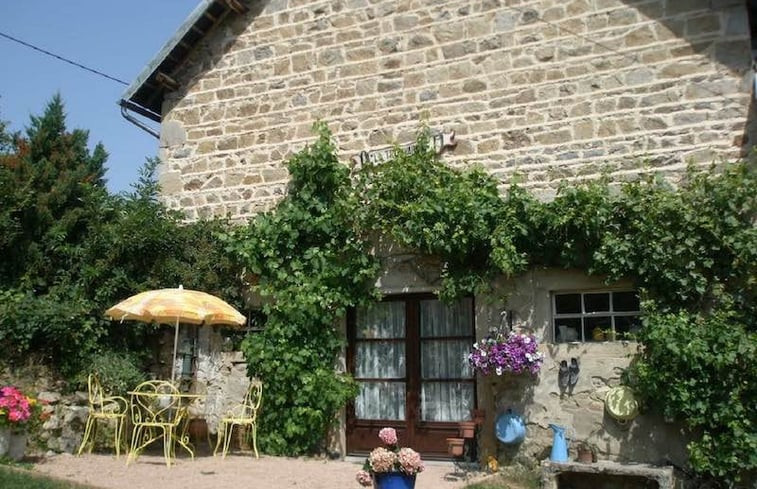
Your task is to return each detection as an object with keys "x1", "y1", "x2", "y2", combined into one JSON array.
[
  {"x1": 604, "y1": 386, "x2": 639, "y2": 424},
  {"x1": 568, "y1": 357, "x2": 580, "y2": 387},
  {"x1": 495, "y1": 408, "x2": 526, "y2": 445},
  {"x1": 548, "y1": 423, "x2": 569, "y2": 462},
  {"x1": 558, "y1": 360, "x2": 569, "y2": 389}
]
